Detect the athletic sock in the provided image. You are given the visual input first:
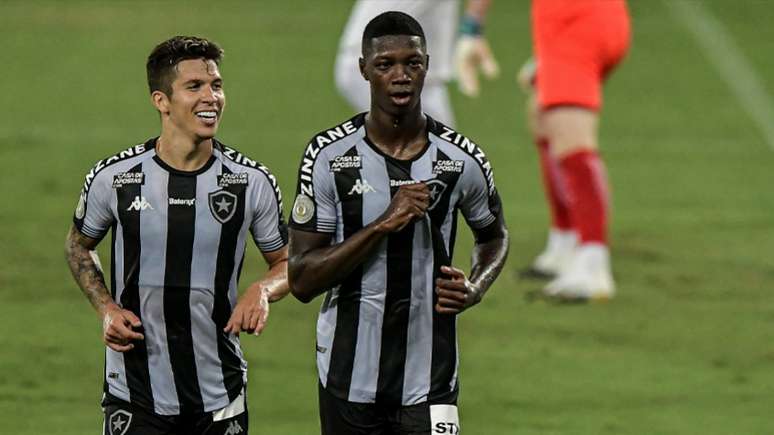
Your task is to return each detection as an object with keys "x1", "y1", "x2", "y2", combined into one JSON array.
[
  {"x1": 536, "y1": 138, "x2": 573, "y2": 231},
  {"x1": 559, "y1": 149, "x2": 610, "y2": 245}
]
